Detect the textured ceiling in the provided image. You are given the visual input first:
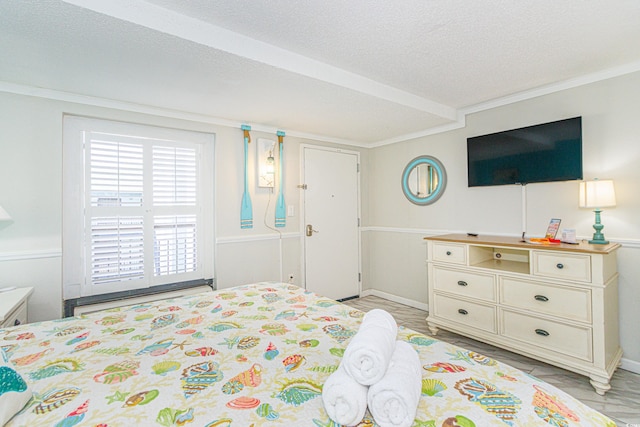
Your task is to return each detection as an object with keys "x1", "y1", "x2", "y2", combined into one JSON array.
[{"x1": 1, "y1": 0, "x2": 639, "y2": 145}]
